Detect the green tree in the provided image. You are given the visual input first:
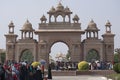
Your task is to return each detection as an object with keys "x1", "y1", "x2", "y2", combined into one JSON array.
[
  {"x1": 113, "y1": 63, "x2": 120, "y2": 73},
  {"x1": 114, "y1": 53, "x2": 119, "y2": 63},
  {"x1": 115, "y1": 48, "x2": 120, "y2": 62},
  {"x1": 66, "y1": 50, "x2": 71, "y2": 61},
  {"x1": 78, "y1": 61, "x2": 89, "y2": 70},
  {"x1": 20, "y1": 50, "x2": 33, "y2": 63},
  {"x1": 0, "y1": 52, "x2": 6, "y2": 63},
  {"x1": 86, "y1": 49, "x2": 100, "y2": 62}
]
